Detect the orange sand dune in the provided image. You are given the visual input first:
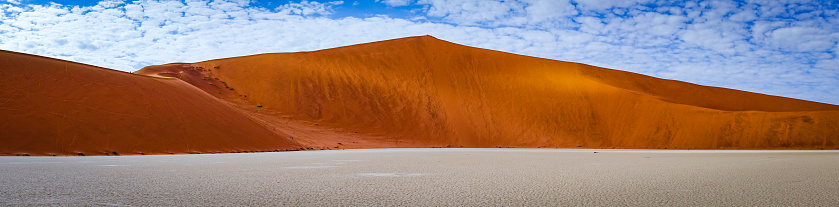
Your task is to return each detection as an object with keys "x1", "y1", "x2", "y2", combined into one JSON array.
[
  {"x1": 2, "y1": 36, "x2": 838, "y2": 156},
  {"x1": 0, "y1": 50, "x2": 299, "y2": 156},
  {"x1": 145, "y1": 36, "x2": 837, "y2": 150}
]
